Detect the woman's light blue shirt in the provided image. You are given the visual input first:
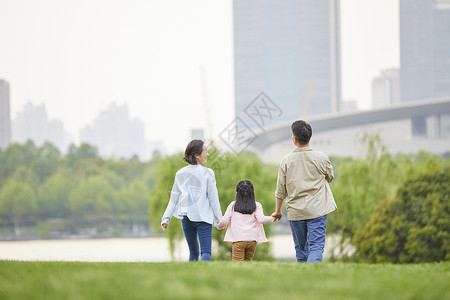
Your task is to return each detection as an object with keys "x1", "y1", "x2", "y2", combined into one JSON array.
[{"x1": 161, "y1": 165, "x2": 222, "y2": 226}]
